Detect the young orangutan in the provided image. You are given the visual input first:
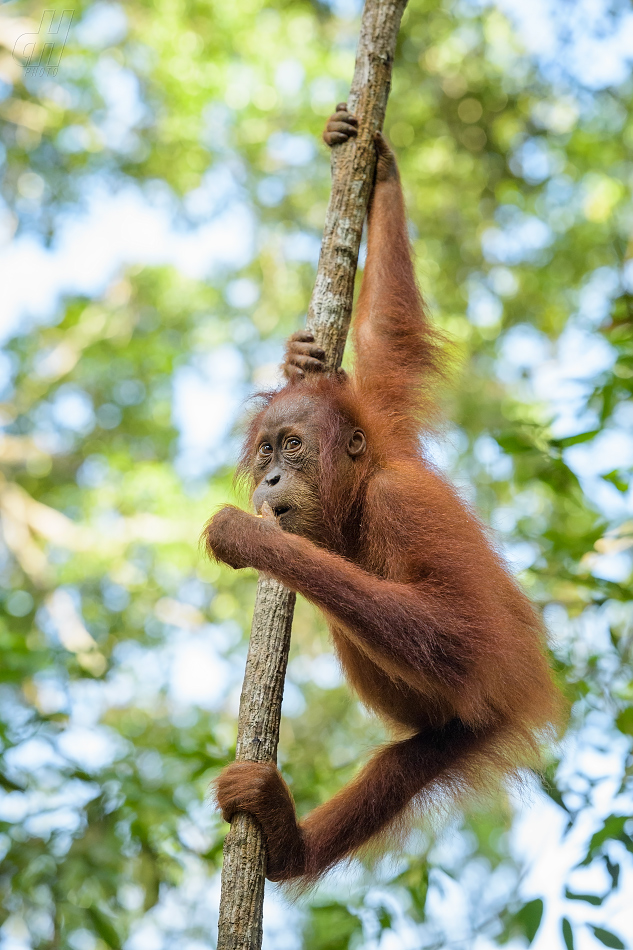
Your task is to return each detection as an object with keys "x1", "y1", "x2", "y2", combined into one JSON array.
[{"x1": 205, "y1": 105, "x2": 563, "y2": 885}]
